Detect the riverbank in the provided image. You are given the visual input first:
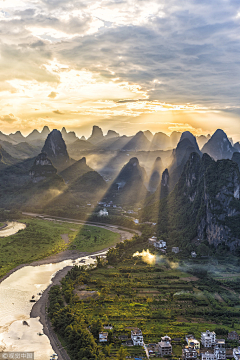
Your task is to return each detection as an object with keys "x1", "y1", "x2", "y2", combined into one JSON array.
[
  {"x1": 30, "y1": 249, "x2": 108, "y2": 360},
  {"x1": 0, "y1": 215, "x2": 141, "y2": 359},
  {"x1": 0, "y1": 251, "x2": 107, "y2": 360},
  {"x1": 0, "y1": 249, "x2": 86, "y2": 285},
  {"x1": 0, "y1": 244, "x2": 112, "y2": 285},
  {"x1": 0, "y1": 216, "x2": 130, "y2": 280}
]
